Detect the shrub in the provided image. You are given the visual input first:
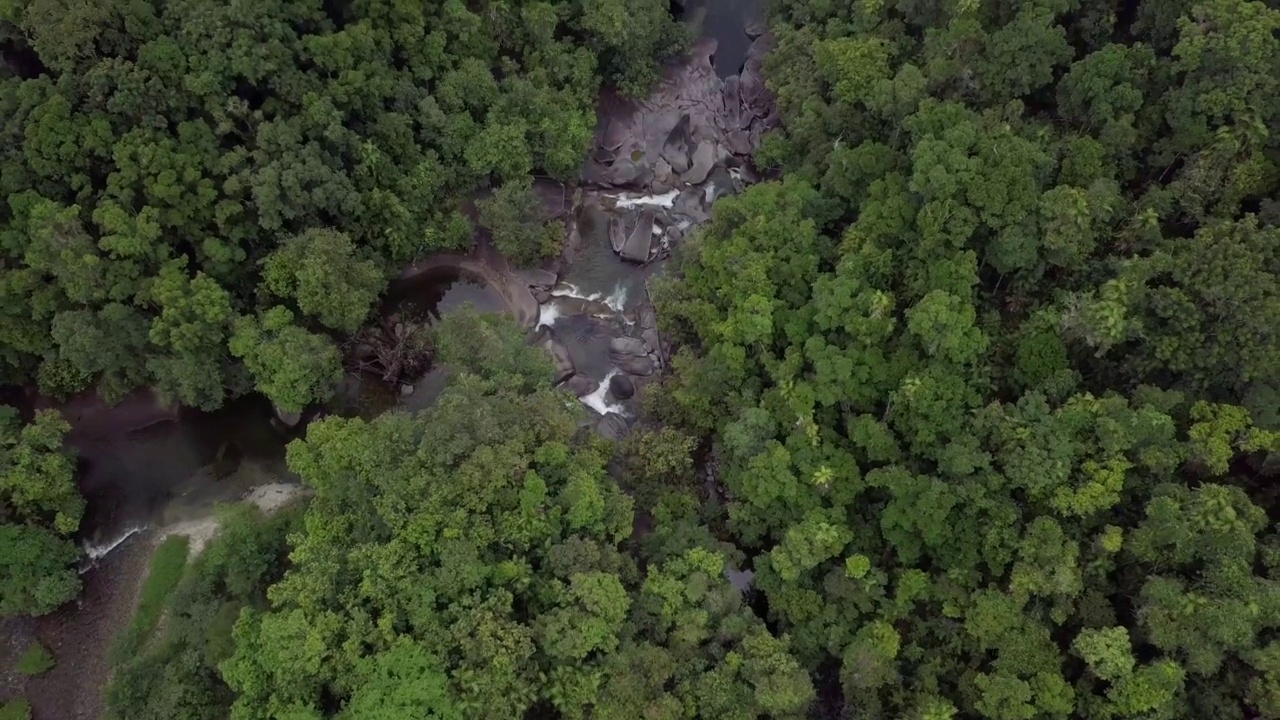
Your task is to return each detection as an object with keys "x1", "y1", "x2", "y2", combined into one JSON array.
[
  {"x1": 16, "y1": 641, "x2": 54, "y2": 676},
  {"x1": 111, "y1": 535, "x2": 189, "y2": 663},
  {"x1": 0, "y1": 698, "x2": 31, "y2": 720}
]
